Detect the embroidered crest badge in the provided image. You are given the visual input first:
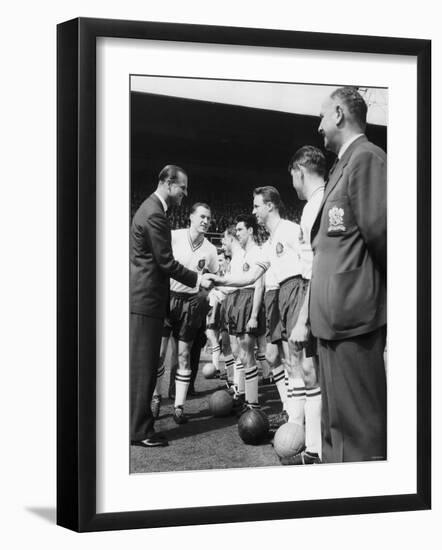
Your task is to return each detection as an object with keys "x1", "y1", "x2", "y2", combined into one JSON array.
[
  {"x1": 197, "y1": 258, "x2": 206, "y2": 271},
  {"x1": 328, "y1": 206, "x2": 346, "y2": 233},
  {"x1": 243, "y1": 262, "x2": 250, "y2": 272},
  {"x1": 275, "y1": 242, "x2": 284, "y2": 257}
]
